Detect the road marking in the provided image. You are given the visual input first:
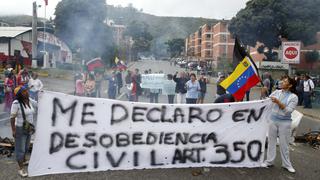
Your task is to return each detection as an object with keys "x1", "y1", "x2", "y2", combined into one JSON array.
[{"x1": 0, "y1": 117, "x2": 9, "y2": 122}]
